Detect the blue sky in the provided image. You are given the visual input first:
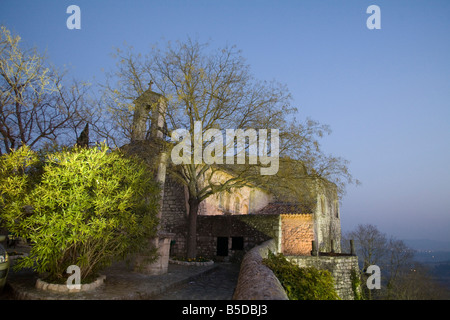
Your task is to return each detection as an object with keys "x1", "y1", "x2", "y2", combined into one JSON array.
[{"x1": 1, "y1": 0, "x2": 449, "y2": 243}]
